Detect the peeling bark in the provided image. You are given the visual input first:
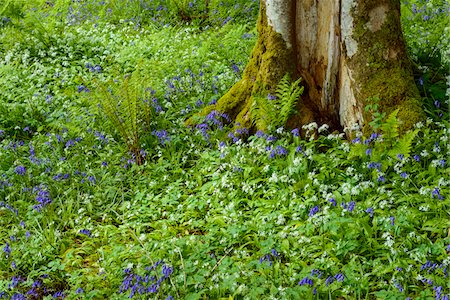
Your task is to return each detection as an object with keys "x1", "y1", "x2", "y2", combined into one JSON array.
[{"x1": 189, "y1": 0, "x2": 424, "y2": 134}]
